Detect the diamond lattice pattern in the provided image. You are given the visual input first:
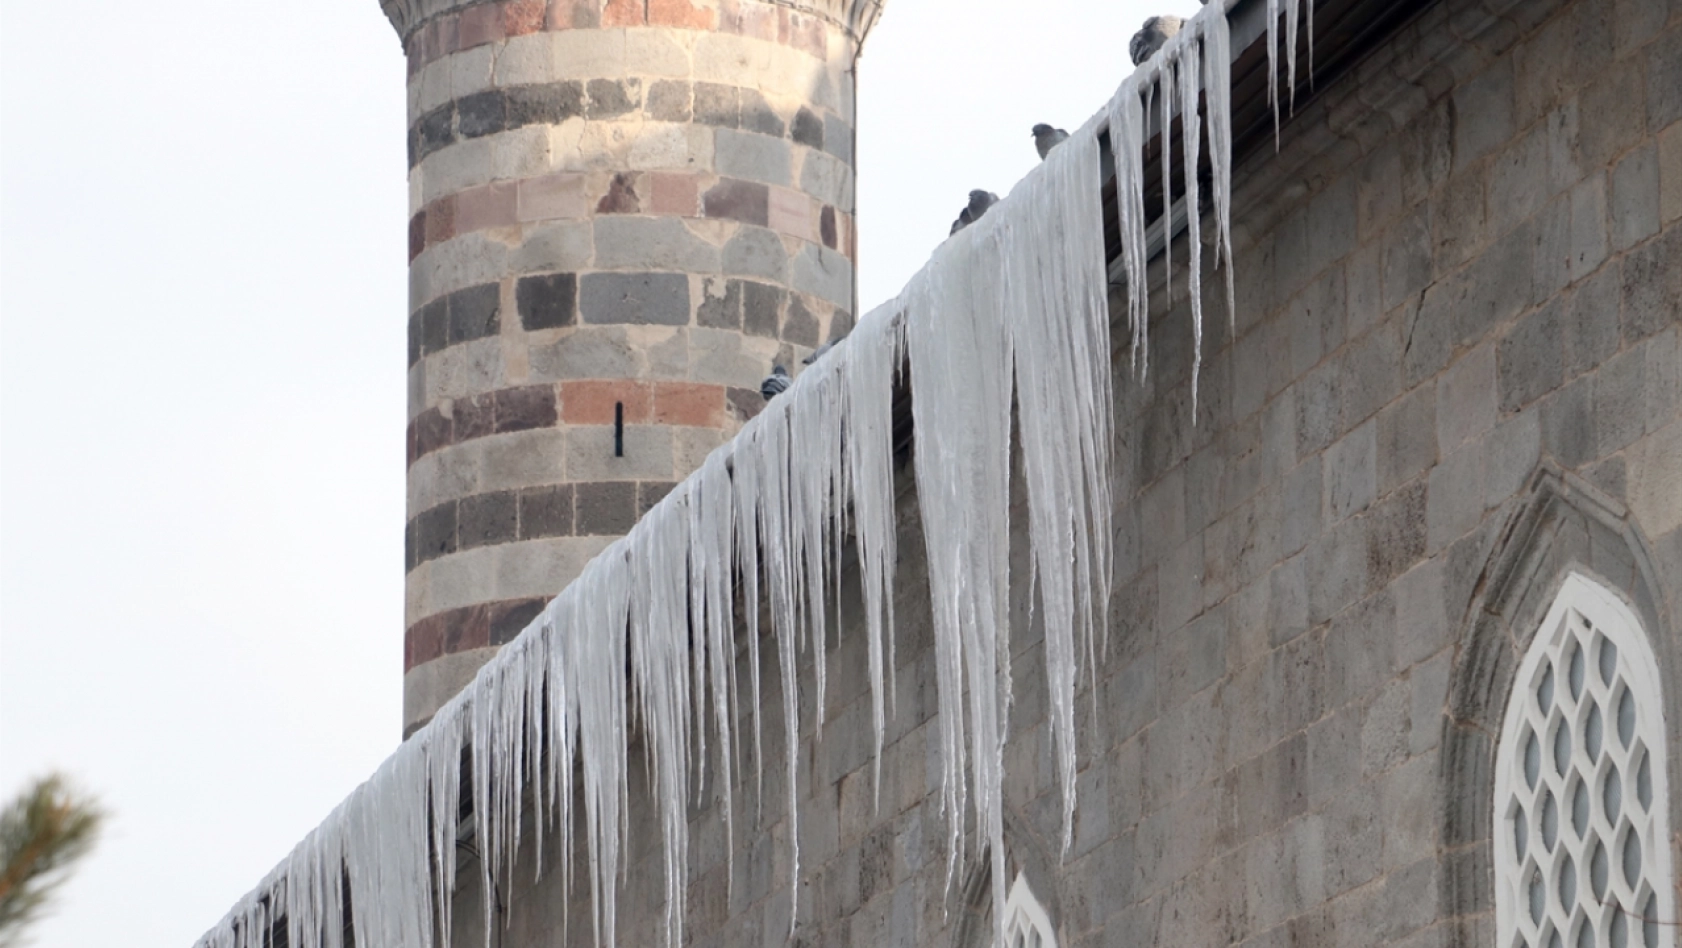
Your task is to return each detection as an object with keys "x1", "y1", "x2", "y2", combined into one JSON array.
[{"x1": 1498, "y1": 599, "x2": 1670, "y2": 948}]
